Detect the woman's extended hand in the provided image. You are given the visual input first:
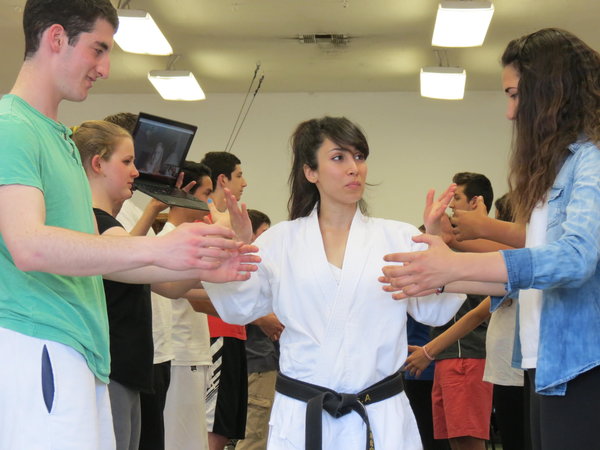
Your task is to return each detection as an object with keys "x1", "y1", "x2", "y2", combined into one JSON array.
[{"x1": 380, "y1": 234, "x2": 458, "y2": 299}]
